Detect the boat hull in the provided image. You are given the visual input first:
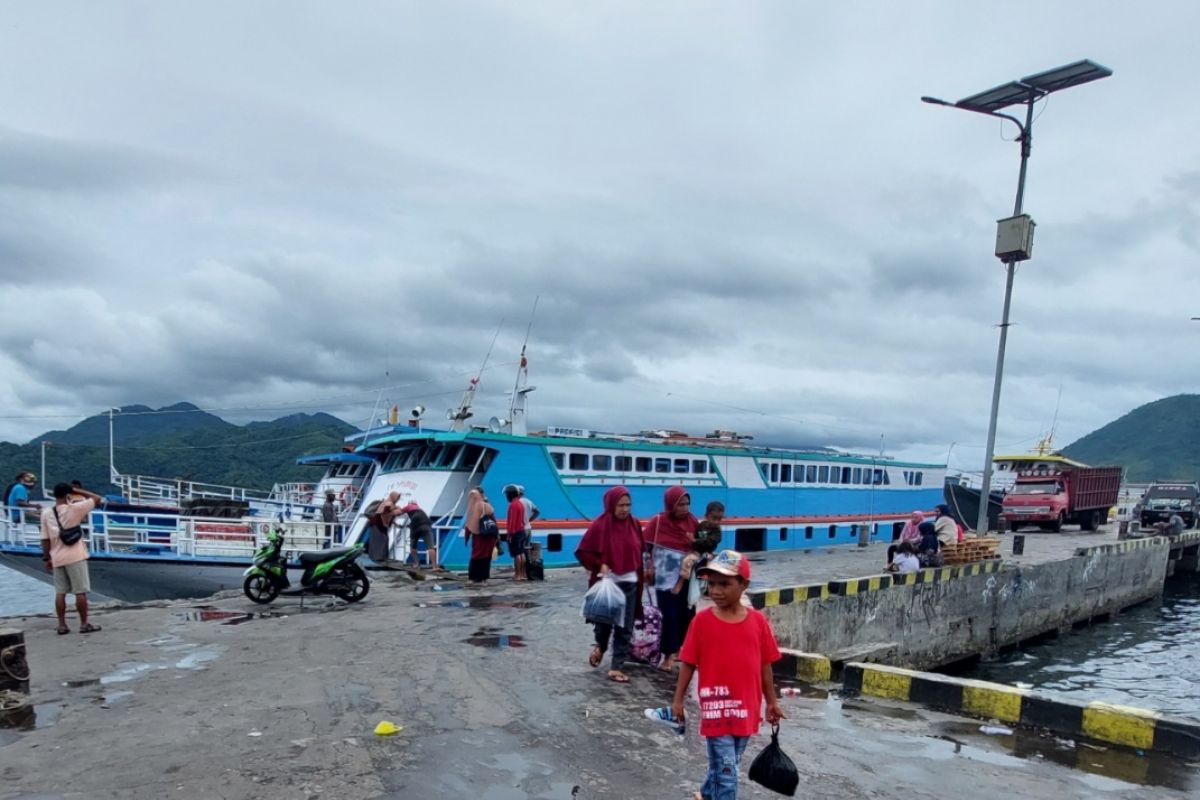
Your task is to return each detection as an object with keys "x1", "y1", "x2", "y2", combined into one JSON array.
[{"x1": 0, "y1": 550, "x2": 249, "y2": 604}]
